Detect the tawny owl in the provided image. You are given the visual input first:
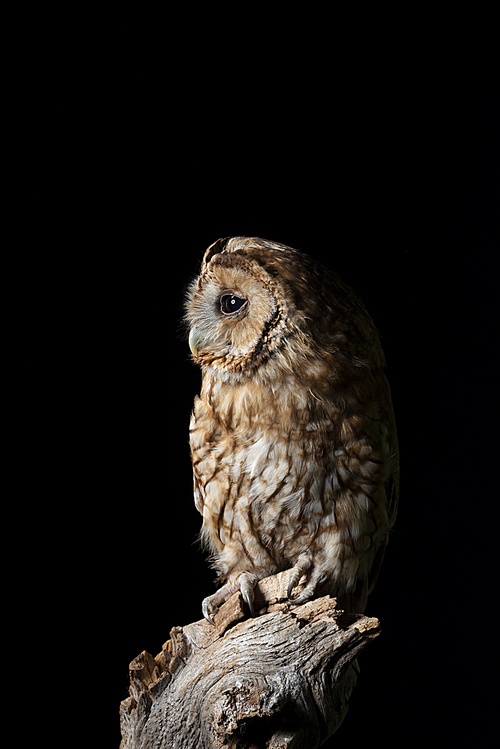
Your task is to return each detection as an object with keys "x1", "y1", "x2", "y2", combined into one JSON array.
[{"x1": 185, "y1": 237, "x2": 399, "y2": 623}]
